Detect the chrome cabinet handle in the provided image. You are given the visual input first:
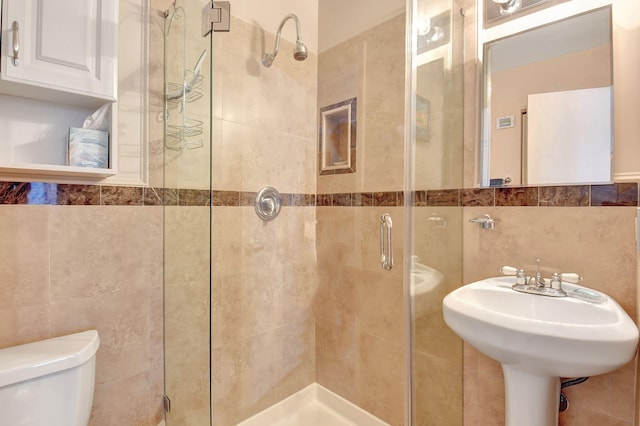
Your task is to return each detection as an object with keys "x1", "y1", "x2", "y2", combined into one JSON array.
[
  {"x1": 380, "y1": 213, "x2": 393, "y2": 270},
  {"x1": 12, "y1": 21, "x2": 20, "y2": 66}
]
